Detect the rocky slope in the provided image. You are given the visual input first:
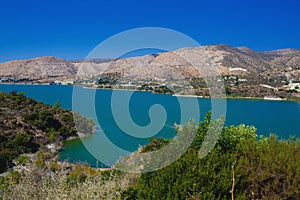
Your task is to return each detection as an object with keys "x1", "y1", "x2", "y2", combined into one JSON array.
[
  {"x1": 0, "y1": 91, "x2": 94, "y2": 173},
  {"x1": 0, "y1": 44, "x2": 299, "y2": 88},
  {"x1": 0, "y1": 56, "x2": 77, "y2": 80},
  {"x1": 79, "y1": 44, "x2": 300, "y2": 79}
]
